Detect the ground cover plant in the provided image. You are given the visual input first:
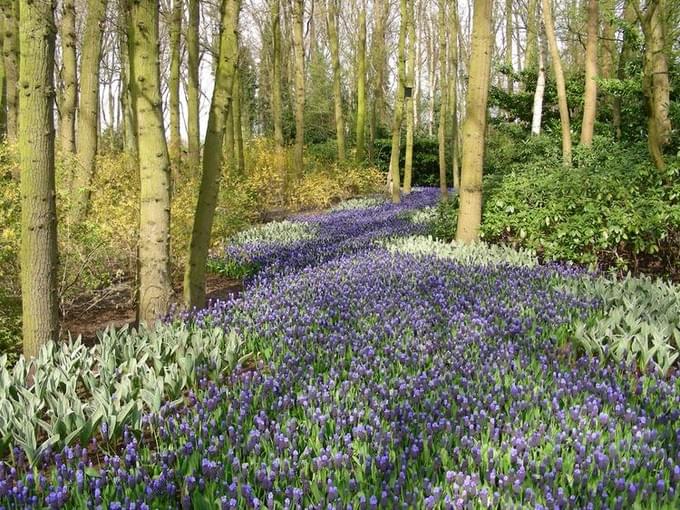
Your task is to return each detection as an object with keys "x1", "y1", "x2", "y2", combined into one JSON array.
[{"x1": 1, "y1": 189, "x2": 679, "y2": 509}]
